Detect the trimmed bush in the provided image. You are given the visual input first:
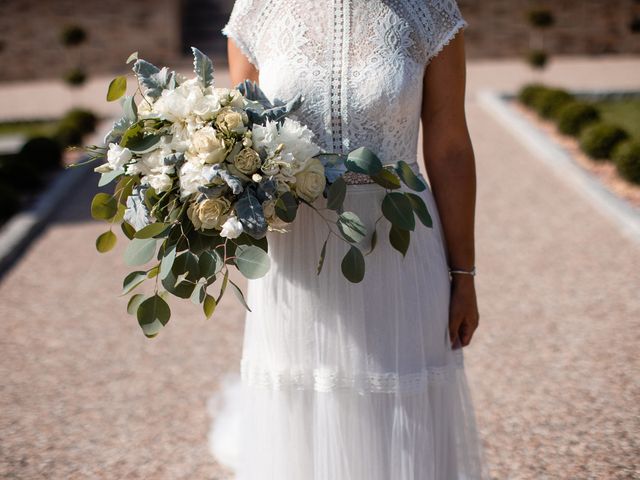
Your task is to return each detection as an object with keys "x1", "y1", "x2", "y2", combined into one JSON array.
[
  {"x1": 64, "y1": 68, "x2": 87, "y2": 87},
  {"x1": 518, "y1": 83, "x2": 549, "y2": 107},
  {"x1": 60, "y1": 25, "x2": 87, "y2": 47},
  {"x1": 533, "y1": 88, "x2": 574, "y2": 119},
  {"x1": 579, "y1": 122, "x2": 629, "y2": 160},
  {"x1": 527, "y1": 9, "x2": 555, "y2": 29},
  {"x1": 526, "y1": 49, "x2": 548, "y2": 69},
  {"x1": 612, "y1": 140, "x2": 640, "y2": 184},
  {"x1": 18, "y1": 137, "x2": 62, "y2": 171},
  {"x1": 60, "y1": 109, "x2": 97, "y2": 135},
  {"x1": 0, "y1": 182, "x2": 22, "y2": 221},
  {"x1": 556, "y1": 101, "x2": 600, "y2": 136}
]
